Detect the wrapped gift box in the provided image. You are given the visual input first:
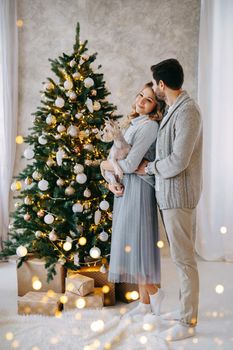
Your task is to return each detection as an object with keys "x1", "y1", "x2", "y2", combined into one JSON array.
[
  {"x1": 66, "y1": 273, "x2": 94, "y2": 296},
  {"x1": 63, "y1": 288, "x2": 104, "y2": 311},
  {"x1": 68, "y1": 266, "x2": 115, "y2": 306},
  {"x1": 18, "y1": 291, "x2": 63, "y2": 316},
  {"x1": 17, "y1": 257, "x2": 65, "y2": 296}
]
